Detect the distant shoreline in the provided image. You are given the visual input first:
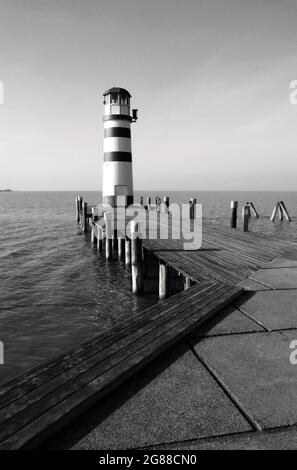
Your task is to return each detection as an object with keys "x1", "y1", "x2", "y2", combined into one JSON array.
[{"x1": 0, "y1": 189, "x2": 12, "y2": 192}]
